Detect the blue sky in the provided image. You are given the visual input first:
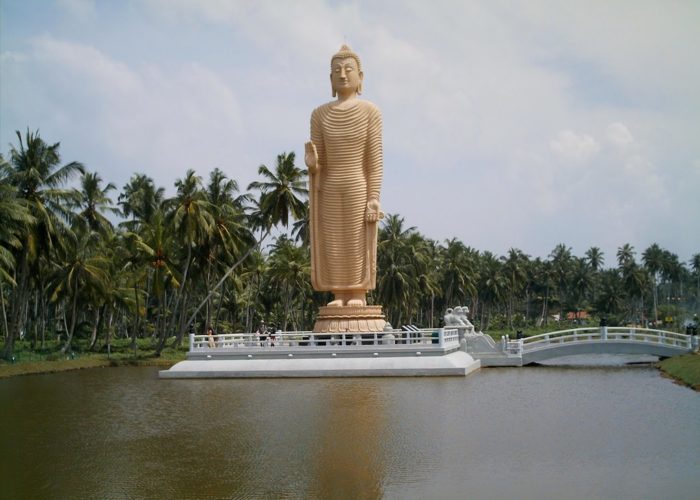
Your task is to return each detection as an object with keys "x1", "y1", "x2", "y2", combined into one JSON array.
[{"x1": 2, "y1": 0, "x2": 699, "y2": 264}]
